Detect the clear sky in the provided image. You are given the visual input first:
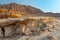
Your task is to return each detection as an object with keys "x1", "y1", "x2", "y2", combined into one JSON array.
[{"x1": 0, "y1": 0, "x2": 60, "y2": 13}]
